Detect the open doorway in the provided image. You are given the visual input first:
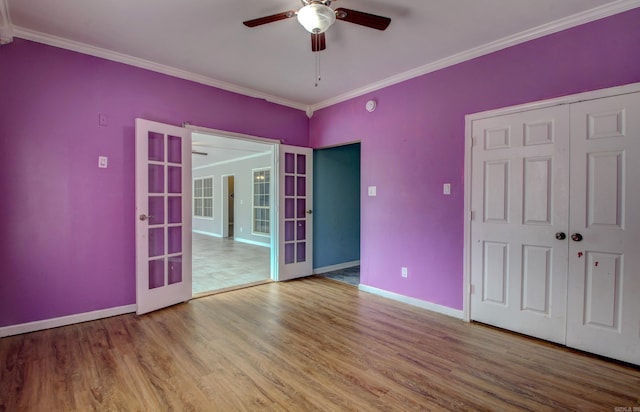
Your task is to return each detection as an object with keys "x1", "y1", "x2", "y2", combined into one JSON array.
[
  {"x1": 222, "y1": 175, "x2": 235, "y2": 238},
  {"x1": 191, "y1": 132, "x2": 274, "y2": 295},
  {"x1": 313, "y1": 142, "x2": 361, "y2": 285}
]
